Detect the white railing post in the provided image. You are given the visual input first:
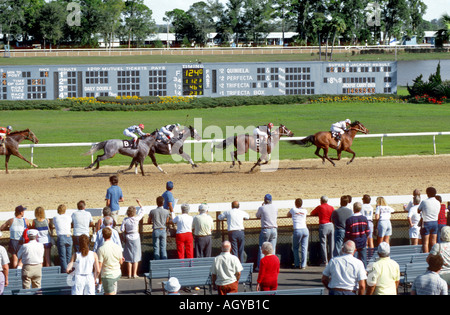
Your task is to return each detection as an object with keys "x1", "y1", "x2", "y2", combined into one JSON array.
[
  {"x1": 433, "y1": 135, "x2": 436, "y2": 154},
  {"x1": 381, "y1": 136, "x2": 384, "y2": 156}
]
